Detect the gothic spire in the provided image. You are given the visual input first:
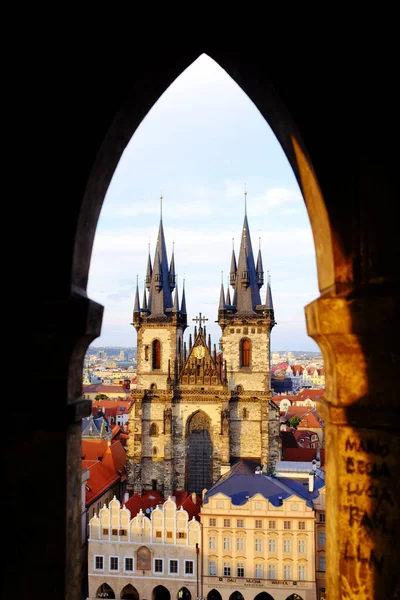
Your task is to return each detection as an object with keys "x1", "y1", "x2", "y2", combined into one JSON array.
[
  {"x1": 133, "y1": 275, "x2": 140, "y2": 313},
  {"x1": 142, "y1": 285, "x2": 148, "y2": 310},
  {"x1": 229, "y1": 238, "x2": 237, "y2": 288},
  {"x1": 234, "y1": 192, "x2": 262, "y2": 312},
  {"x1": 145, "y1": 243, "x2": 152, "y2": 290},
  {"x1": 226, "y1": 285, "x2": 231, "y2": 306},
  {"x1": 173, "y1": 282, "x2": 179, "y2": 311},
  {"x1": 265, "y1": 271, "x2": 274, "y2": 312},
  {"x1": 147, "y1": 194, "x2": 174, "y2": 315},
  {"x1": 169, "y1": 241, "x2": 176, "y2": 291},
  {"x1": 219, "y1": 282, "x2": 226, "y2": 309},
  {"x1": 181, "y1": 278, "x2": 187, "y2": 314},
  {"x1": 256, "y1": 237, "x2": 264, "y2": 288}
]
